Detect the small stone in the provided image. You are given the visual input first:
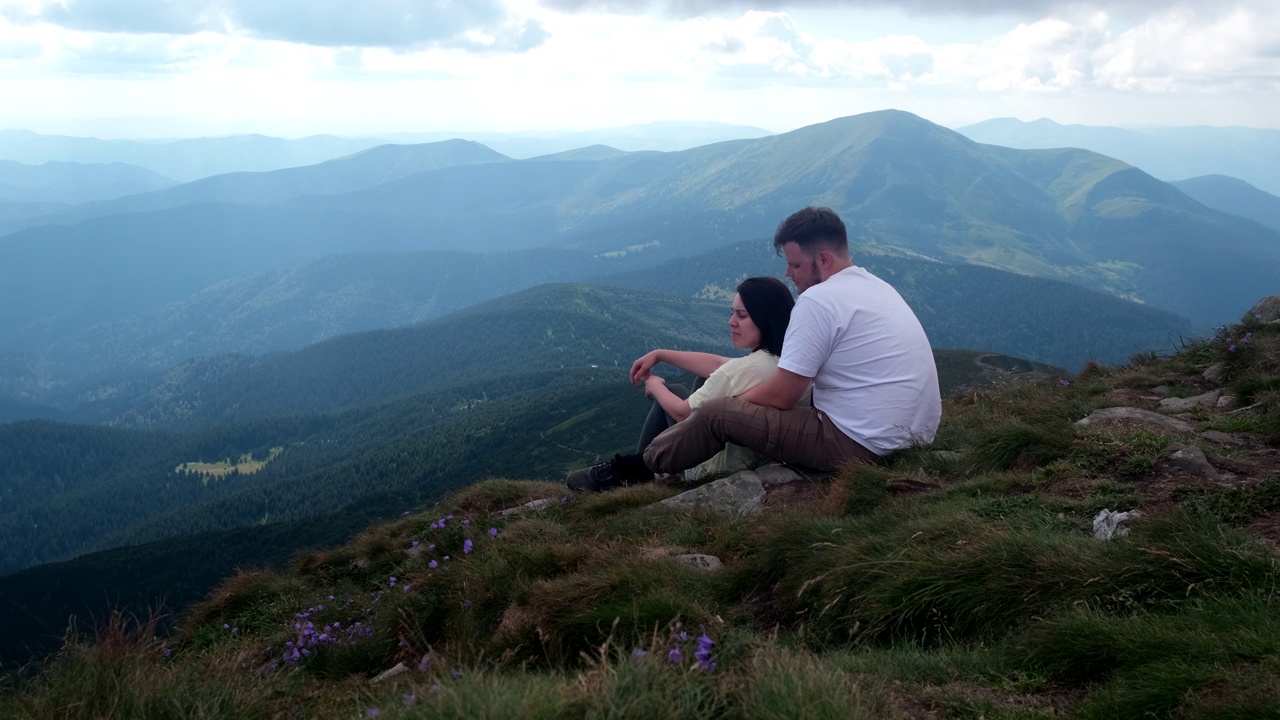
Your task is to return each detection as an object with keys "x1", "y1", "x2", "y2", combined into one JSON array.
[
  {"x1": 497, "y1": 498, "x2": 555, "y2": 517},
  {"x1": 1150, "y1": 385, "x2": 1171, "y2": 397},
  {"x1": 754, "y1": 463, "x2": 804, "y2": 486},
  {"x1": 1203, "y1": 363, "x2": 1227, "y2": 385},
  {"x1": 660, "y1": 470, "x2": 766, "y2": 515},
  {"x1": 676, "y1": 554, "x2": 724, "y2": 571},
  {"x1": 1164, "y1": 443, "x2": 1218, "y2": 479},
  {"x1": 1216, "y1": 394, "x2": 1239, "y2": 410},
  {"x1": 930, "y1": 450, "x2": 963, "y2": 462},
  {"x1": 372, "y1": 662, "x2": 409, "y2": 683}
]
